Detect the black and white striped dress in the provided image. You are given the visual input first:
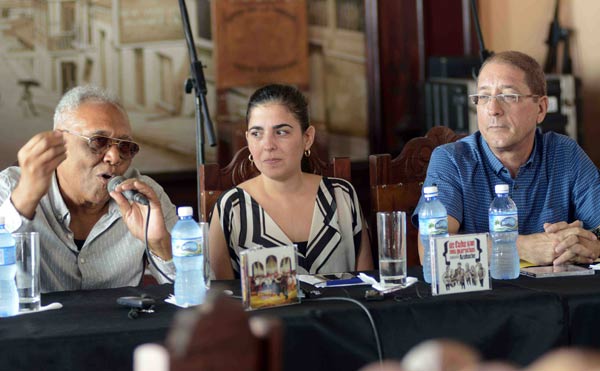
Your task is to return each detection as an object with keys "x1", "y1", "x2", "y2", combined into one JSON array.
[{"x1": 215, "y1": 177, "x2": 363, "y2": 278}]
